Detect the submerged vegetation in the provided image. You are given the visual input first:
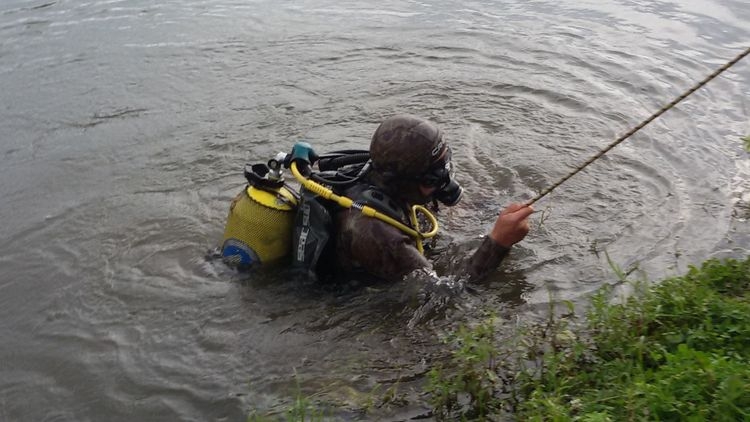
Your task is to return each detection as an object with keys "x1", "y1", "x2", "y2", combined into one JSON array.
[{"x1": 248, "y1": 257, "x2": 749, "y2": 420}]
